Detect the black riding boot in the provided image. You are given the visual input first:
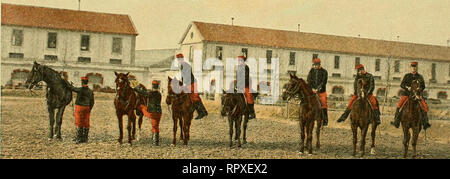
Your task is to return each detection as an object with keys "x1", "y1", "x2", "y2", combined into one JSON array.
[
  {"x1": 390, "y1": 108, "x2": 401, "y2": 128},
  {"x1": 152, "y1": 132, "x2": 160, "y2": 146},
  {"x1": 84, "y1": 128, "x2": 89, "y2": 143},
  {"x1": 422, "y1": 111, "x2": 431, "y2": 130},
  {"x1": 374, "y1": 109, "x2": 381, "y2": 125},
  {"x1": 194, "y1": 101, "x2": 208, "y2": 120},
  {"x1": 75, "y1": 127, "x2": 83, "y2": 144},
  {"x1": 337, "y1": 109, "x2": 351, "y2": 123},
  {"x1": 322, "y1": 108, "x2": 328, "y2": 126},
  {"x1": 248, "y1": 104, "x2": 256, "y2": 120}
]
